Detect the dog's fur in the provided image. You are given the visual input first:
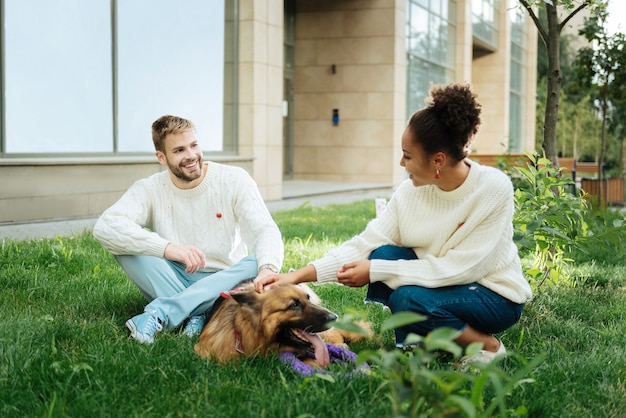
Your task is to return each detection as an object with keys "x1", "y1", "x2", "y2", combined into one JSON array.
[{"x1": 194, "y1": 282, "x2": 370, "y2": 367}]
